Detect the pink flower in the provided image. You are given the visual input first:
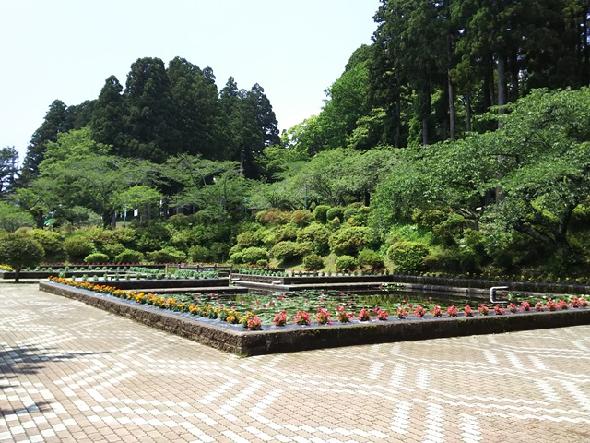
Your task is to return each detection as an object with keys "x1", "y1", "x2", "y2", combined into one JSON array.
[
  {"x1": 447, "y1": 305, "x2": 458, "y2": 317},
  {"x1": 247, "y1": 316, "x2": 262, "y2": 330},
  {"x1": 478, "y1": 304, "x2": 489, "y2": 316},
  {"x1": 464, "y1": 305, "x2": 473, "y2": 317},
  {"x1": 432, "y1": 305, "x2": 443, "y2": 317},
  {"x1": 377, "y1": 308, "x2": 389, "y2": 320},
  {"x1": 547, "y1": 299, "x2": 557, "y2": 311},
  {"x1": 508, "y1": 303, "x2": 517, "y2": 313},
  {"x1": 316, "y1": 307, "x2": 331, "y2": 325},
  {"x1": 494, "y1": 305, "x2": 504, "y2": 315},
  {"x1": 520, "y1": 301, "x2": 531, "y2": 312},
  {"x1": 557, "y1": 299, "x2": 569, "y2": 310},
  {"x1": 294, "y1": 310, "x2": 311, "y2": 326},
  {"x1": 336, "y1": 305, "x2": 352, "y2": 323},
  {"x1": 273, "y1": 310, "x2": 288, "y2": 326},
  {"x1": 535, "y1": 302, "x2": 544, "y2": 311},
  {"x1": 358, "y1": 307, "x2": 371, "y2": 321},
  {"x1": 414, "y1": 305, "x2": 426, "y2": 318},
  {"x1": 396, "y1": 306, "x2": 407, "y2": 319}
]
